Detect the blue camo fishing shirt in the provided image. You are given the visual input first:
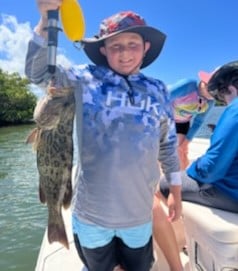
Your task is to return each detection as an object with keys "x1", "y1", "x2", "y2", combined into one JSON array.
[{"x1": 25, "y1": 33, "x2": 181, "y2": 247}]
